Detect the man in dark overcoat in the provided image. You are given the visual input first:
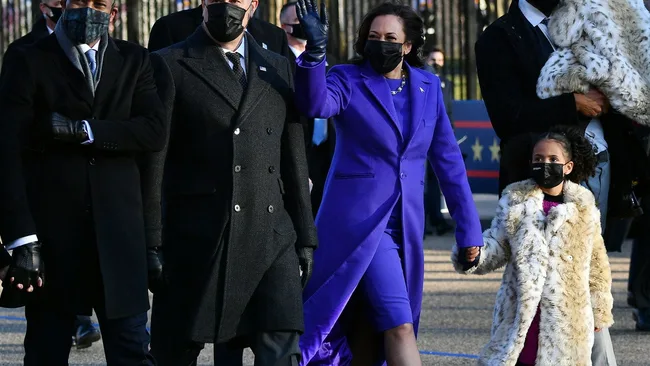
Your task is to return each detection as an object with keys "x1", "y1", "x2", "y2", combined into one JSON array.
[
  {"x1": 0, "y1": 0, "x2": 166, "y2": 364},
  {"x1": 147, "y1": 2, "x2": 291, "y2": 59},
  {"x1": 147, "y1": 0, "x2": 317, "y2": 364}
]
